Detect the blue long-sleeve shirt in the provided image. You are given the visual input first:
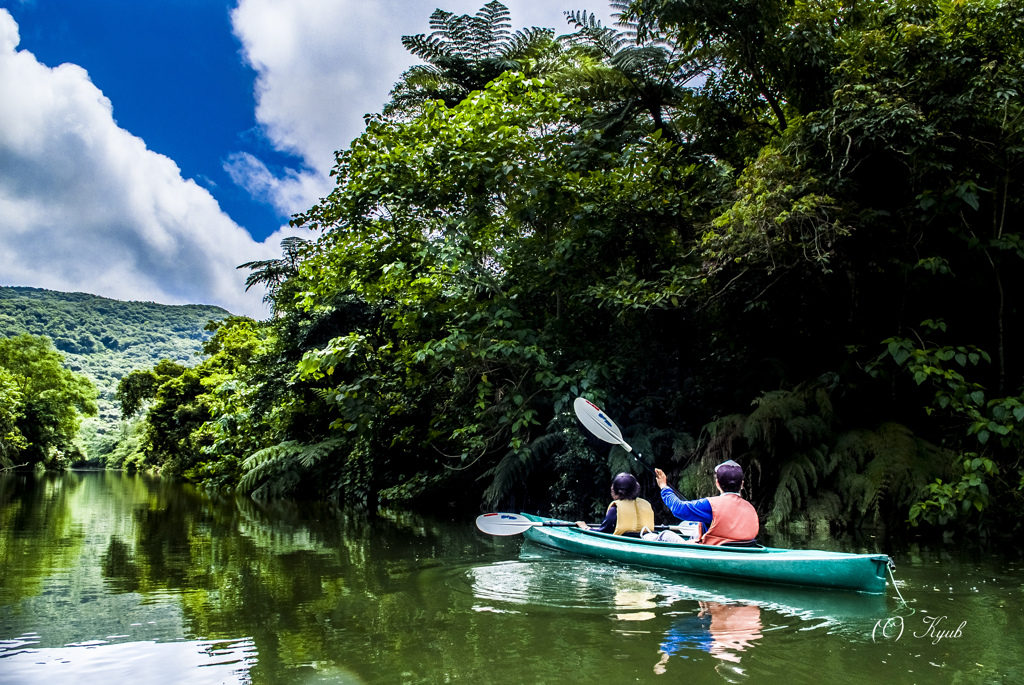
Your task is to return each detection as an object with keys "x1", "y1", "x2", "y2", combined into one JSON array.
[
  {"x1": 659, "y1": 487, "x2": 714, "y2": 527},
  {"x1": 590, "y1": 506, "x2": 617, "y2": 533}
]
